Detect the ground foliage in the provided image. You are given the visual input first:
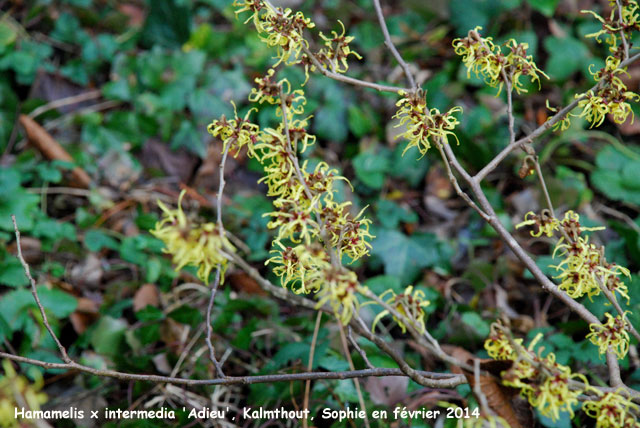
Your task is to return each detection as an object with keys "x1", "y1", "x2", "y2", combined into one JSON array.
[{"x1": 0, "y1": 0, "x2": 640, "y2": 427}]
